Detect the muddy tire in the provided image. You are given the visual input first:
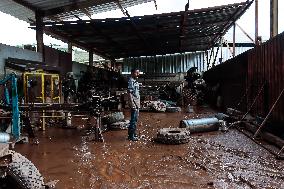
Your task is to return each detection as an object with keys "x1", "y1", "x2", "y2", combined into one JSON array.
[
  {"x1": 155, "y1": 128, "x2": 190, "y2": 144},
  {"x1": 5, "y1": 150, "x2": 44, "y2": 189},
  {"x1": 109, "y1": 120, "x2": 130, "y2": 130},
  {"x1": 166, "y1": 107, "x2": 182, "y2": 113}
]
